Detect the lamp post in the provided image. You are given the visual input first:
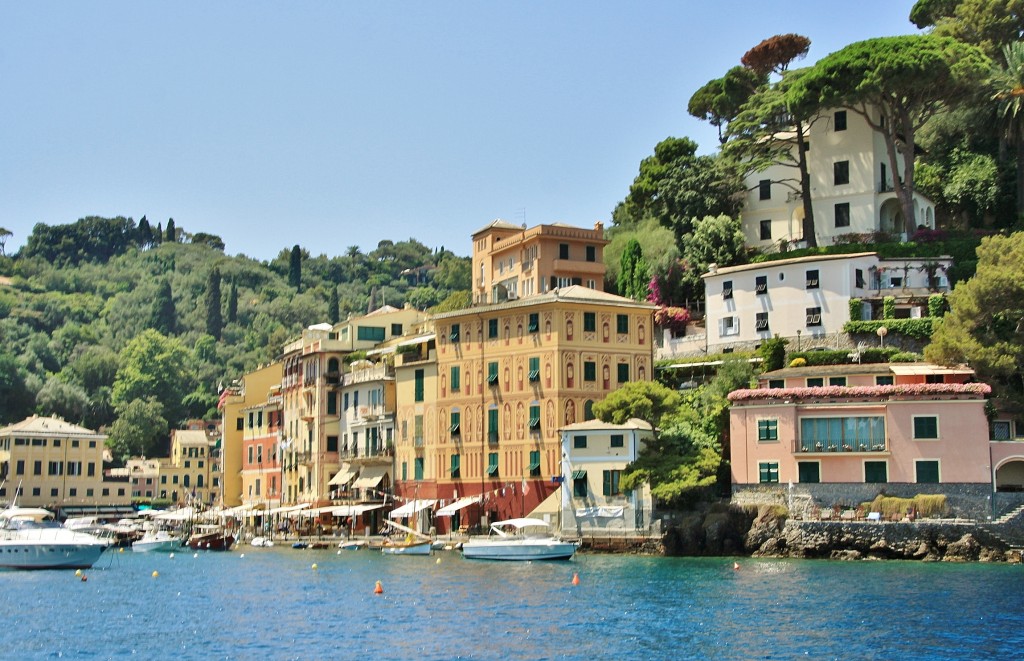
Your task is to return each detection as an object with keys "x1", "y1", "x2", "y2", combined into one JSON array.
[
  {"x1": 876, "y1": 326, "x2": 888, "y2": 349},
  {"x1": 796, "y1": 329, "x2": 801, "y2": 352}
]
